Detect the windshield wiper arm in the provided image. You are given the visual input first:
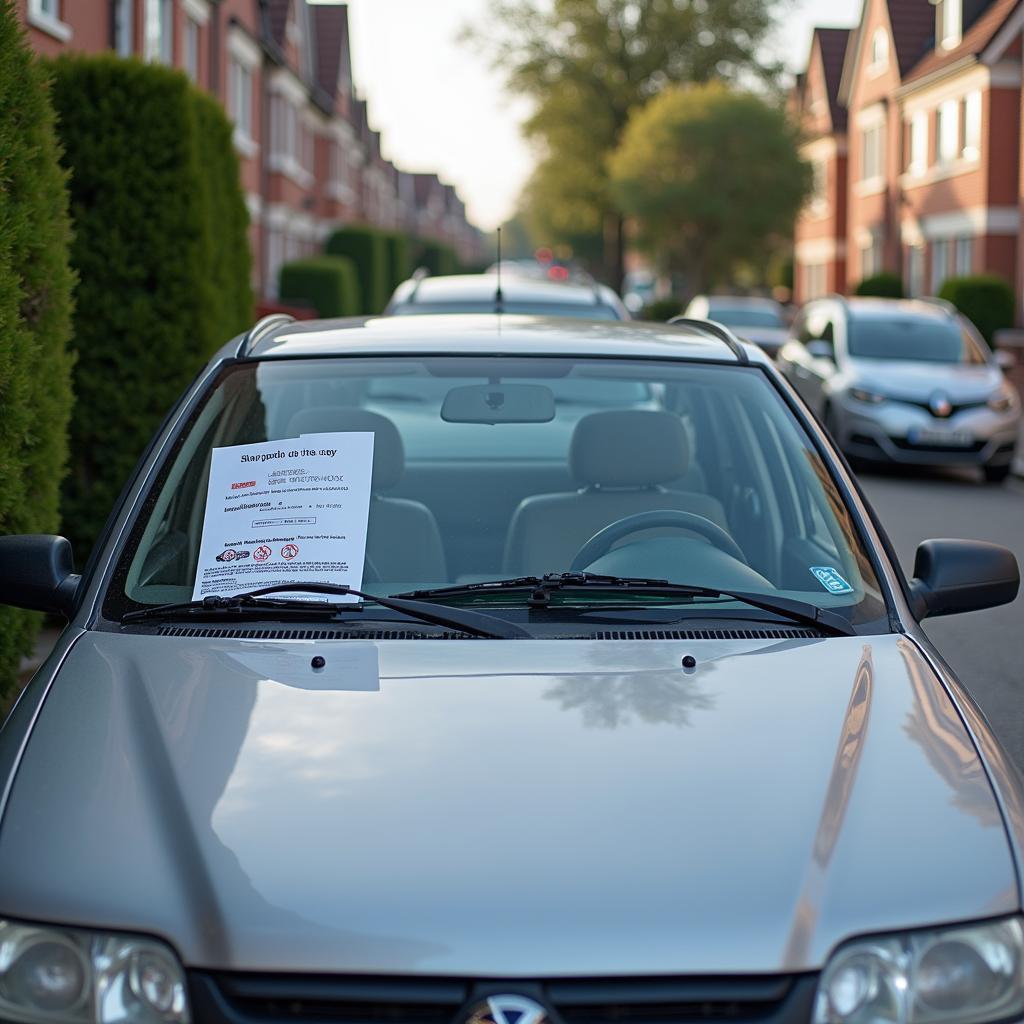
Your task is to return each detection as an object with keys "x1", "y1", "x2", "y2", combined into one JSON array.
[
  {"x1": 121, "y1": 582, "x2": 531, "y2": 639},
  {"x1": 396, "y1": 572, "x2": 855, "y2": 637}
]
